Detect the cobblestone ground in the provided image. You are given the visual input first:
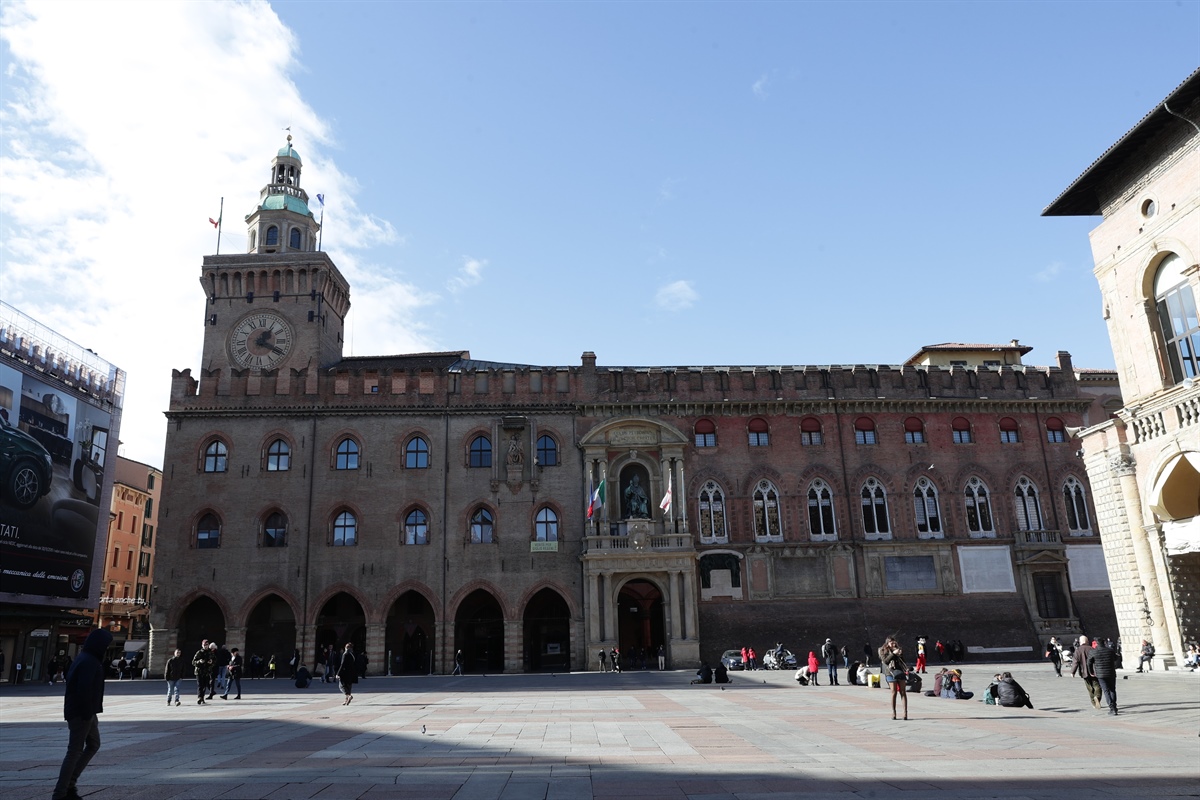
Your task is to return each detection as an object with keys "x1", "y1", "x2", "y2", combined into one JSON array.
[{"x1": 1, "y1": 662, "x2": 1197, "y2": 800}]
